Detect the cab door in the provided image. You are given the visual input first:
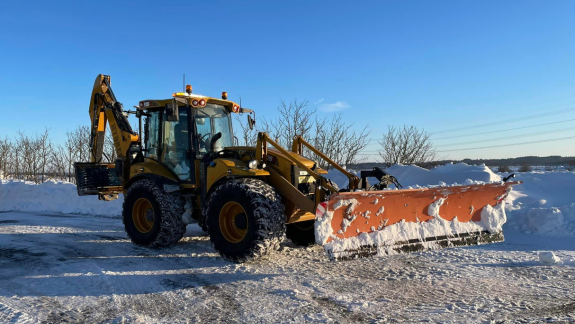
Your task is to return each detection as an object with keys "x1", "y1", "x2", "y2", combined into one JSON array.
[{"x1": 160, "y1": 107, "x2": 195, "y2": 183}]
